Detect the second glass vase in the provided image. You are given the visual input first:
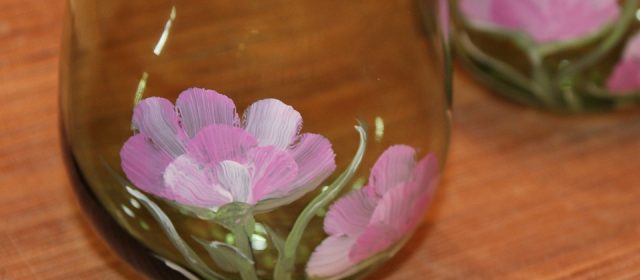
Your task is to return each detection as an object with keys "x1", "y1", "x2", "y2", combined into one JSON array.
[{"x1": 450, "y1": 0, "x2": 640, "y2": 112}]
